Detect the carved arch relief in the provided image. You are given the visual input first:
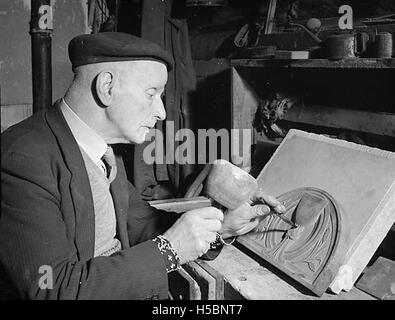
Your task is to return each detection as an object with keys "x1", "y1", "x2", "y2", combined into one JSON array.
[{"x1": 237, "y1": 187, "x2": 341, "y2": 296}]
